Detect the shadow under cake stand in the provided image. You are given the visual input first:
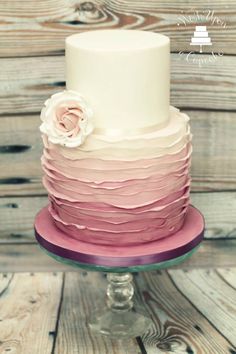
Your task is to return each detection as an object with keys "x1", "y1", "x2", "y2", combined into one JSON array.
[{"x1": 35, "y1": 205, "x2": 204, "y2": 339}]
